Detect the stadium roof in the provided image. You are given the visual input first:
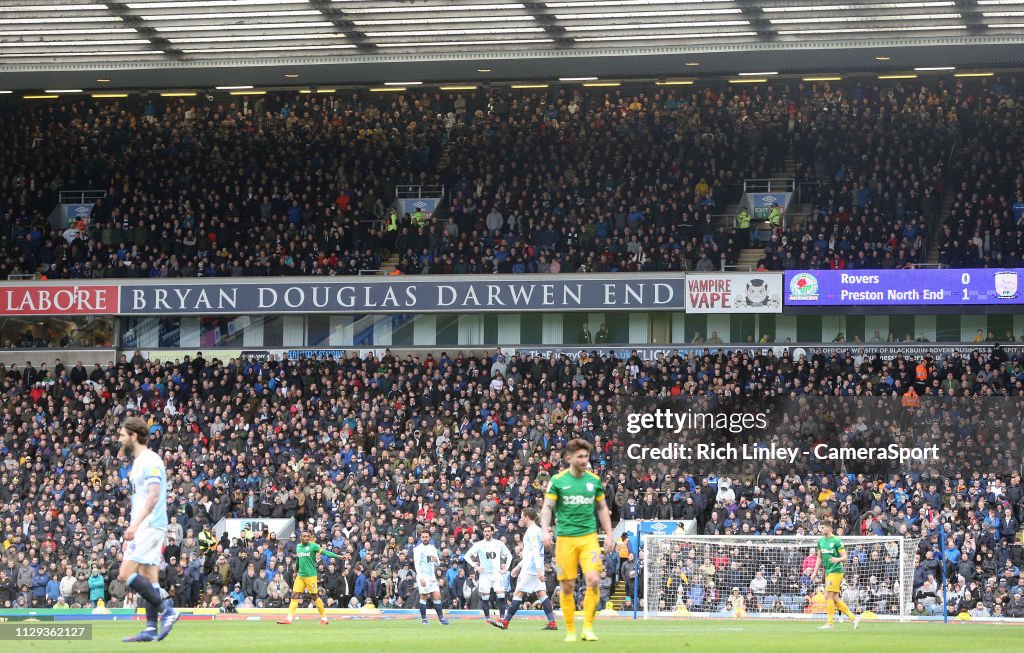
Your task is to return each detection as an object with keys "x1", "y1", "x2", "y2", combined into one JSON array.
[{"x1": 1, "y1": 0, "x2": 1023, "y2": 90}]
